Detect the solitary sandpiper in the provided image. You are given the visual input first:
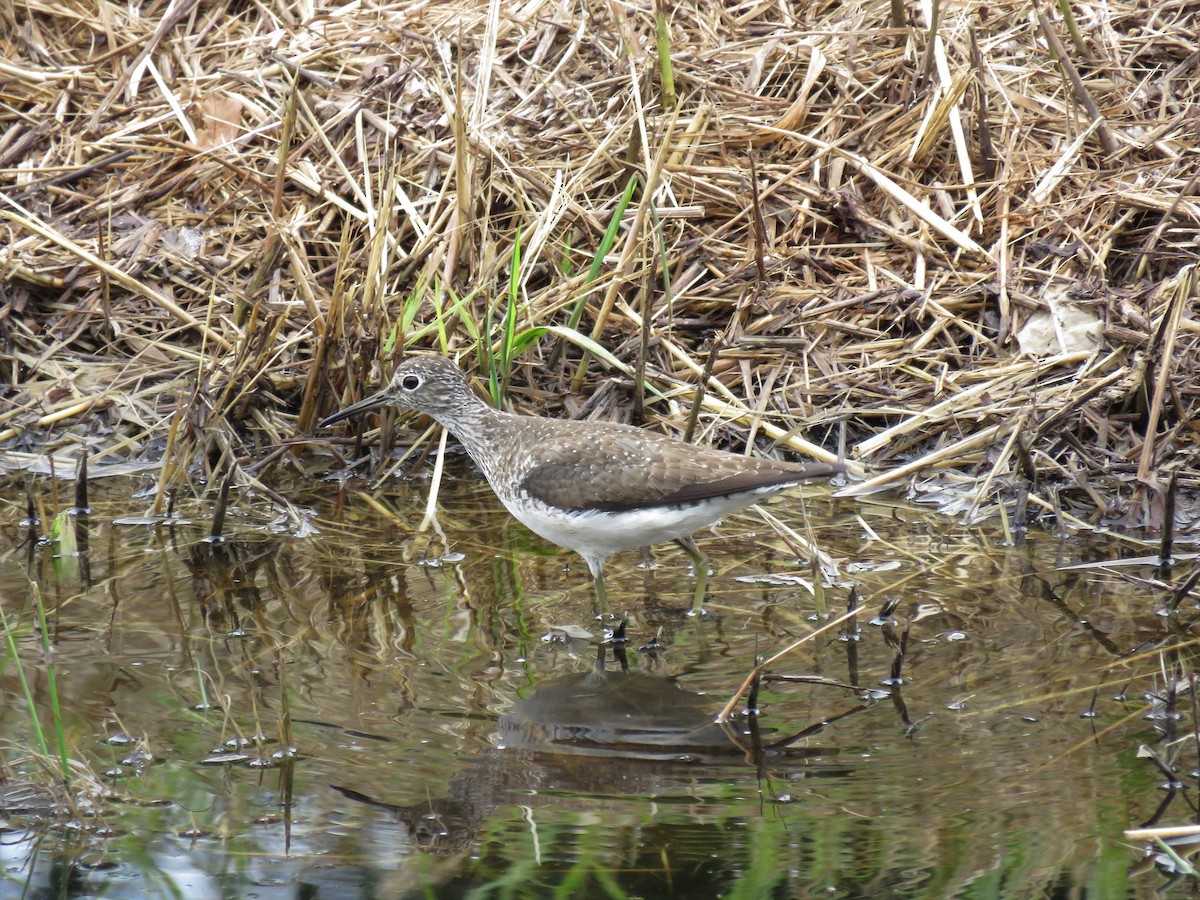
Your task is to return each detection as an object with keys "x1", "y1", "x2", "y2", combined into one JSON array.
[{"x1": 321, "y1": 356, "x2": 843, "y2": 609}]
